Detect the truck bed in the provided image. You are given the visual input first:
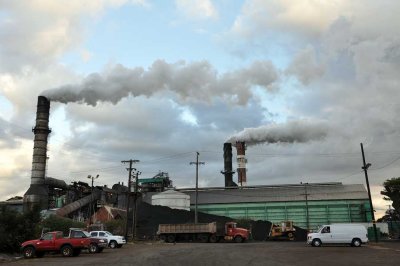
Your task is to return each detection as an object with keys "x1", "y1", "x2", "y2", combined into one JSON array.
[{"x1": 158, "y1": 222, "x2": 217, "y2": 234}]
